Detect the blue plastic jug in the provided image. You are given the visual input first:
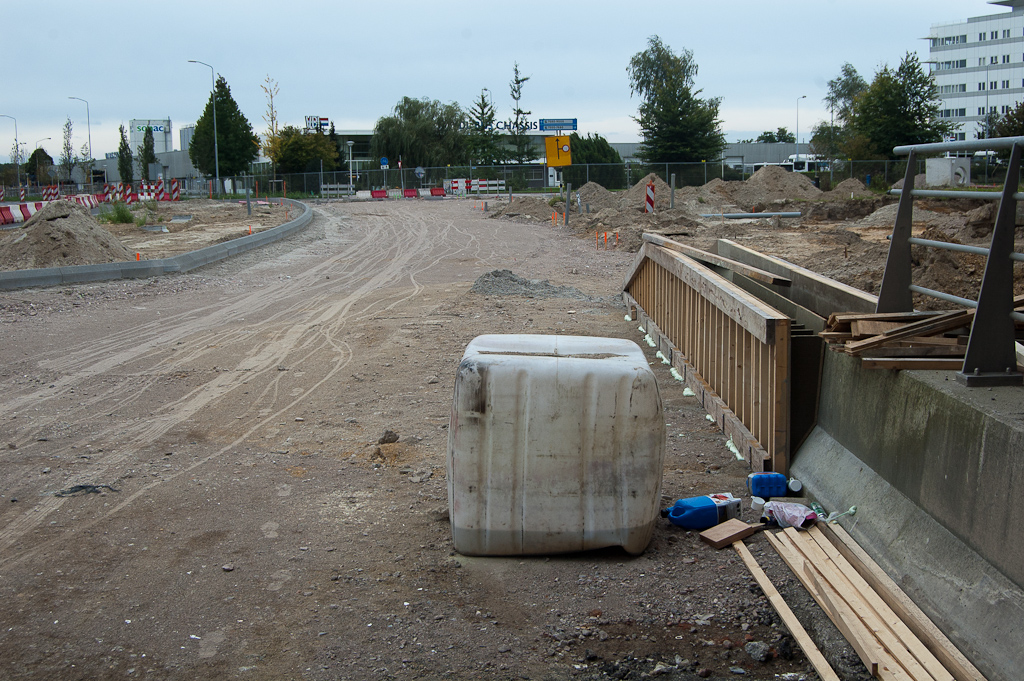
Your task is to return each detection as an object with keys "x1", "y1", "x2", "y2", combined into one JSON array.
[
  {"x1": 747, "y1": 472, "x2": 787, "y2": 499},
  {"x1": 662, "y1": 494, "x2": 740, "y2": 530}
]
